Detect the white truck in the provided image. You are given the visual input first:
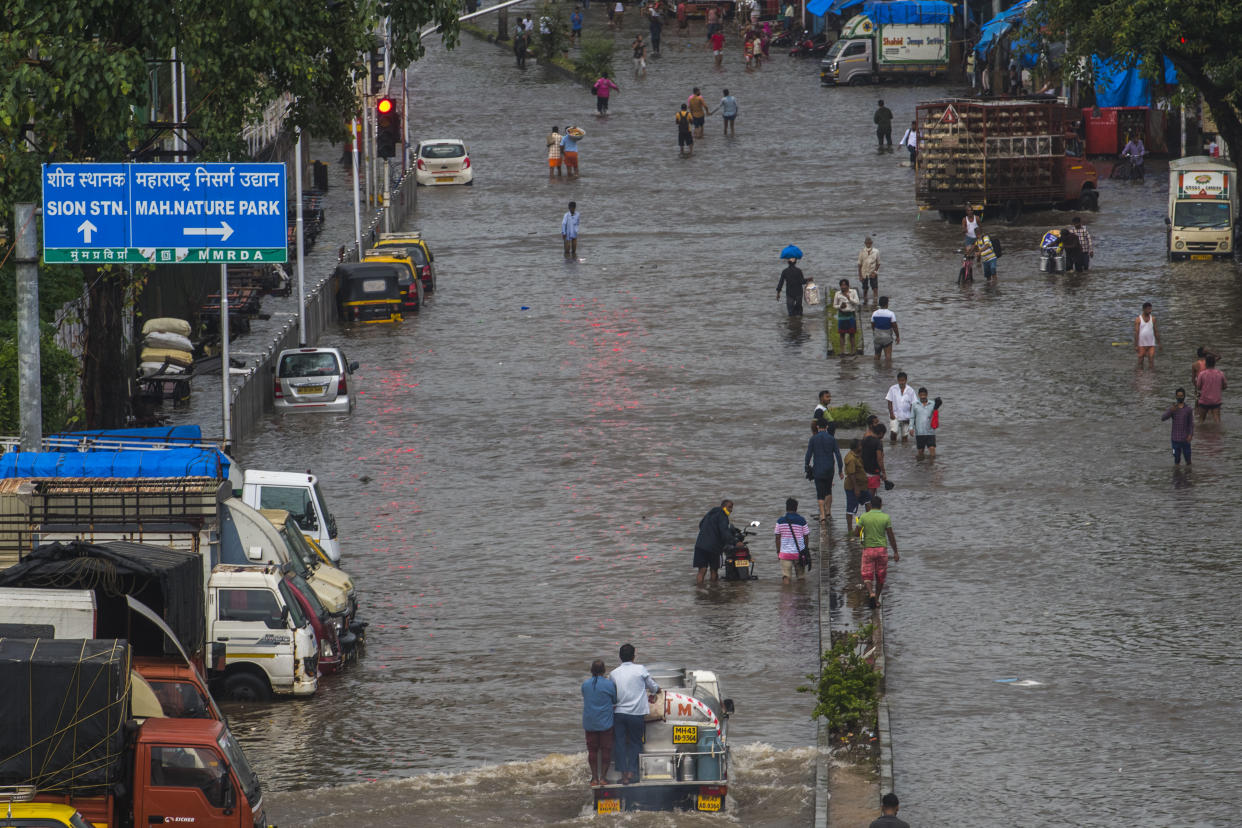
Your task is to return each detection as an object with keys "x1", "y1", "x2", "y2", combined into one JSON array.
[
  {"x1": 820, "y1": 0, "x2": 952, "y2": 86},
  {"x1": 240, "y1": 469, "x2": 343, "y2": 563},
  {"x1": 1167, "y1": 156, "x2": 1239, "y2": 261}
]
